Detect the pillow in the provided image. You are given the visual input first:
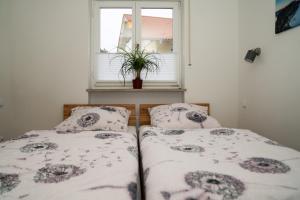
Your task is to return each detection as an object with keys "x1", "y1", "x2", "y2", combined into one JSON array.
[
  {"x1": 55, "y1": 106, "x2": 131, "y2": 133},
  {"x1": 149, "y1": 103, "x2": 221, "y2": 129},
  {"x1": 70, "y1": 106, "x2": 128, "y2": 116}
]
